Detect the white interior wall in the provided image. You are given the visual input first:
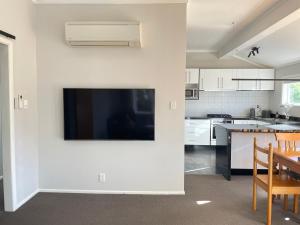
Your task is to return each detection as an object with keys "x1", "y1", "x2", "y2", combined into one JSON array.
[
  {"x1": 36, "y1": 4, "x2": 186, "y2": 193},
  {"x1": 270, "y1": 63, "x2": 300, "y2": 117},
  {"x1": 0, "y1": 0, "x2": 39, "y2": 209}
]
